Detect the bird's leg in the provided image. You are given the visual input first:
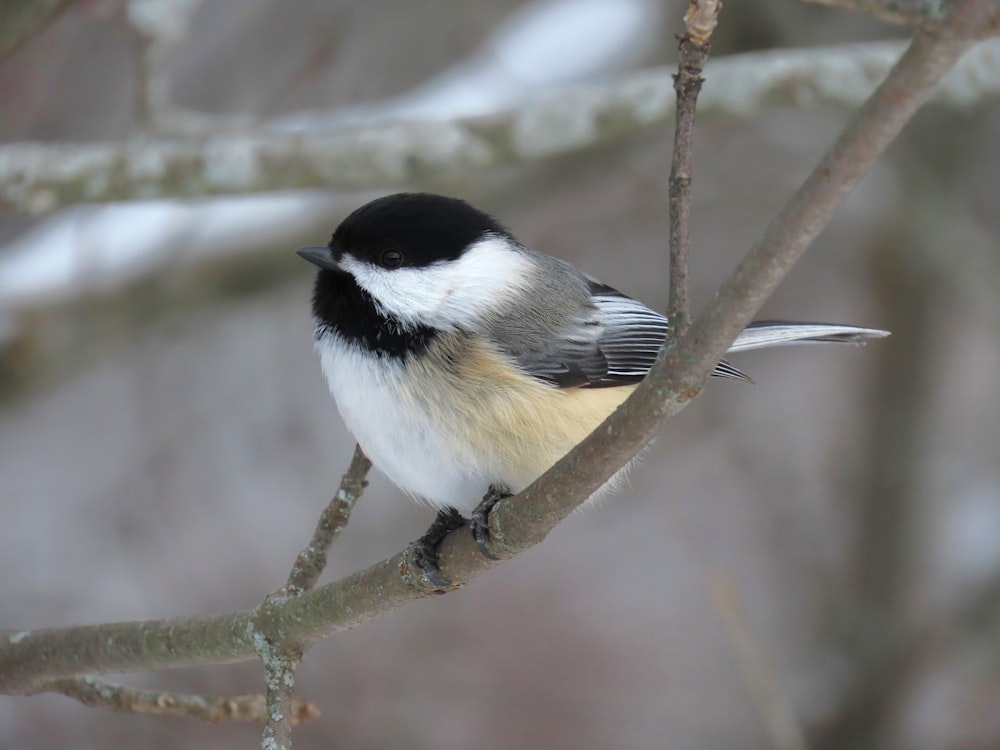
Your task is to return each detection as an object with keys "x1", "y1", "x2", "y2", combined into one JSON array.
[
  {"x1": 470, "y1": 484, "x2": 512, "y2": 560},
  {"x1": 411, "y1": 507, "x2": 466, "y2": 587}
]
